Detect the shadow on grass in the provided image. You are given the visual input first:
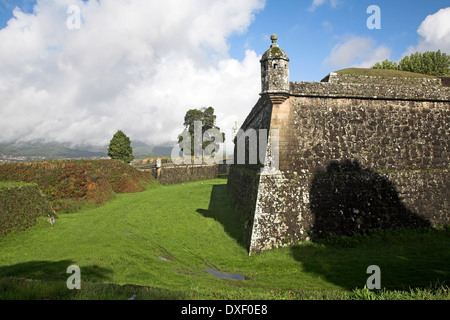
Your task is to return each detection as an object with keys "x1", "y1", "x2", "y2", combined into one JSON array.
[
  {"x1": 0, "y1": 260, "x2": 113, "y2": 282},
  {"x1": 0, "y1": 260, "x2": 115, "y2": 299},
  {"x1": 0, "y1": 260, "x2": 191, "y2": 300},
  {"x1": 196, "y1": 184, "x2": 245, "y2": 248},
  {"x1": 290, "y1": 228, "x2": 450, "y2": 291}
]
